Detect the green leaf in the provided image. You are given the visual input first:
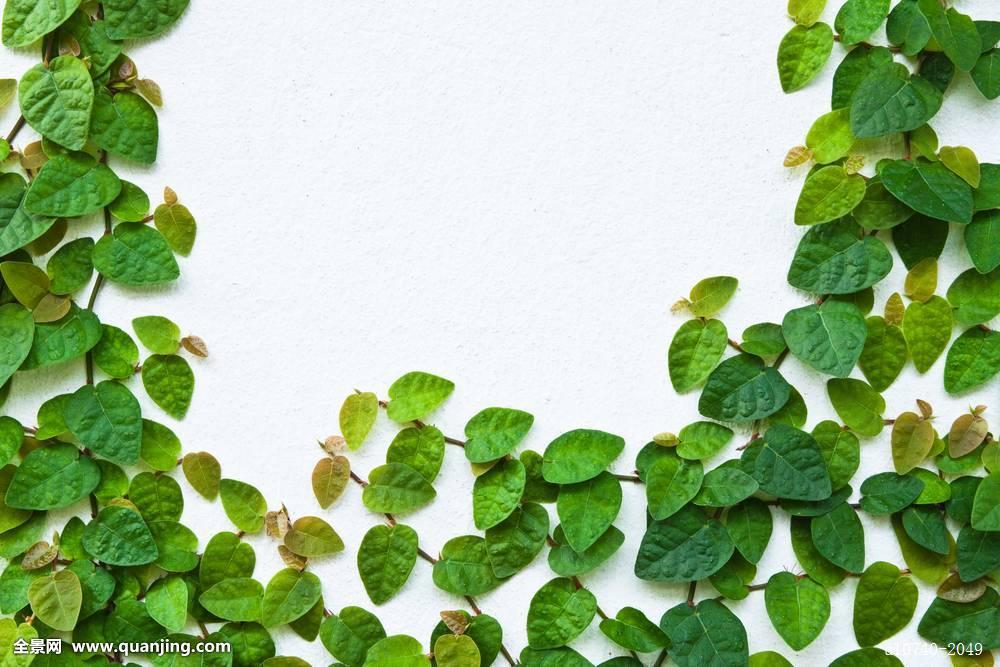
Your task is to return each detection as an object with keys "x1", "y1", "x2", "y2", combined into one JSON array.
[
  {"x1": 782, "y1": 300, "x2": 867, "y2": 377},
  {"x1": 434, "y1": 634, "x2": 480, "y2": 667},
  {"x1": 385, "y1": 371, "x2": 453, "y2": 422},
  {"x1": 364, "y1": 635, "x2": 430, "y2": 667},
  {"x1": 724, "y1": 498, "x2": 772, "y2": 563},
  {"x1": 0, "y1": 173, "x2": 55, "y2": 257},
  {"x1": 362, "y1": 463, "x2": 435, "y2": 514},
  {"x1": 965, "y1": 211, "x2": 1000, "y2": 273},
  {"x1": 698, "y1": 353, "x2": 791, "y2": 423},
  {"x1": 463, "y1": 407, "x2": 534, "y2": 463},
  {"x1": 148, "y1": 520, "x2": 197, "y2": 572},
  {"x1": 340, "y1": 392, "x2": 378, "y2": 451},
  {"x1": 599, "y1": 607, "x2": 668, "y2": 652},
  {"x1": 902, "y1": 295, "x2": 953, "y2": 372},
  {"x1": 826, "y1": 378, "x2": 884, "y2": 436},
  {"x1": 541, "y1": 429, "x2": 624, "y2": 484},
  {"x1": 741, "y1": 424, "x2": 832, "y2": 501},
  {"x1": 103, "y1": 0, "x2": 189, "y2": 39},
  {"x1": 676, "y1": 421, "x2": 733, "y2": 460},
  {"x1": 129, "y1": 471, "x2": 183, "y2": 522},
  {"x1": 386, "y1": 426, "x2": 444, "y2": 483},
  {"x1": 199, "y1": 531, "x2": 256, "y2": 590},
  {"x1": 284, "y1": 516, "x2": 343, "y2": 558},
  {"x1": 687, "y1": 276, "x2": 738, "y2": 317},
  {"x1": 853, "y1": 565, "x2": 919, "y2": 645},
  {"x1": 68, "y1": 559, "x2": 113, "y2": 620},
  {"x1": 140, "y1": 418, "x2": 181, "y2": 471},
  {"x1": 21, "y1": 303, "x2": 101, "y2": 369},
  {"x1": 634, "y1": 504, "x2": 733, "y2": 582},
  {"x1": 312, "y1": 454, "x2": 349, "y2": 510},
  {"x1": 5, "y1": 443, "x2": 99, "y2": 508},
  {"x1": 645, "y1": 452, "x2": 703, "y2": 520},
  {"x1": 740, "y1": 322, "x2": 786, "y2": 358},
  {"x1": 944, "y1": 327, "x2": 1000, "y2": 393},
  {"x1": 262, "y1": 568, "x2": 321, "y2": 628},
  {"x1": 887, "y1": 0, "x2": 931, "y2": 55},
  {"x1": 948, "y1": 268, "x2": 1000, "y2": 325},
  {"x1": 217, "y1": 622, "x2": 274, "y2": 665},
  {"x1": 764, "y1": 572, "x2": 829, "y2": 650},
  {"x1": 777, "y1": 23, "x2": 834, "y2": 93},
  {"x1": 918, "y1": 587, "x2": 1000, "y2": 649},
  {"x1": 853, "y1": 178, "x2": 914, "y2": 230},
  {"x1": 91, "y1": 324, "x2": 139, "y2": 379},
  {"x1": 694, "y1": 461, "x2": 759, "y2": 507},
  {"x1": 805, "y1": 108, "x2": 854, "y2": 163},
  {"x1": 90, "y1": 91, "x2": 158, "y2": 164},
  {"x1": 811, "y1": 503, "x2": 865, "y2": 573},
  {"x1": 548, "y1": 524, "x2": 623, "y2": 577},
  {"x1": 183, "y1": 451, "x2": 221, "y2": 500},
  {"x1": 61, "y1": 11, "x2": 121, "y2": 76},
  {"x1": 220, "y1": 478, "x2": 267, "y2": 533},
  {"x1": 860, "y1": 471, "x2": 923, "y2": 514},
  {"x1": 850, "y1": 71, "x2": 941, "y2": 139},
  {"x1": 153, "y1": 202, "x2": 196, "y2": 255},
  {"x1": 200, "y1": 578, "x2": 263, "y2": 623},
  {"x1": 93, "y1": 222, "x2": 179, "y2": 285},
  {"x1": 832, "y1": 45, "x2": 897, "y2": 108},
  {"x1": 141, "y1": 353, "x2": 195, "y2": 418},
  {"x1": 27, "y1": 157, "x2": 119, "y2": 227},
  {"x1": 918, "y1": 0, "x2": 981, "y2": 71},
  {"x1": 526, "y1": 577, "x2": 596, "y2": 649},
  {"x1": 0, "y1": 261, "x2": 47, "y2": 308},
  {"x1": 47, "y1": 237, "x2": 93, "y2": 295},
  {"x1": 557, "y1": 471, "x2": 621, "y2": 552},
  {"x1": 472, "y1": 458, "x2": 525, "y2": 530},
  {"x1": 791, "y1": 516, "x2": 846, "y2": 587},
  {"x1": 109, "y1": 179, "x2": 150, "y2": 222},
  {"x1": 858, "y1": 316, "x2": 907, "y2": 391},
  {"x1": 813, "y1": 421, "x2": 860, "y2": 489},
  {"x1": 357, "y1": 524, "x2": 417, "y2": 605},
  {"x1": 2, "y1": 0, "x2": 81, "y2": 47},
  {"x1": 902, "y1": 505, "x2": 949, "y2": 555},
  {"x1": 0, "y1": 304, "x2": 32, "y2": 386},
  {"x1": 835, "y1": 0, "x2": 889, "y2": 44},
  {"x1": 891, "y1": 411, "x2": 935, "y2": 474},
  {"x1": 432, "y1": 535, "x2": 501, "y2": 596},
  {"x1": 82, "y1": 506, "x2": 158, "y2": 566},
  {"x1": 659, "y1": 599, "x2": 748, "y2": 667},
  {"x1": 893, "y1": 215, "x2": 949, "y2": 271},
  {"x1": 27, "y1": 569, "x2": 81, "y2": 632},
  {"x1": 320, "y1": 606, "x2": 386, "y2": 667},
  {"x1": 956, "y1": 526, "x2": 1000, "y2": 582},
  {"x1": 431, "y1": 613, "x2": 503, "y2": 667},
  {"x1": 794, "y1": 166, "x2": 866, "y2": 226},
  {"x1": 18, "y1": 56, "x2": 93, "y2": 150},
  {"x1": 787, "y1": 219, "x2": 892, "y2": 294},
  {"x1": 485, "y1": 502, "x2": 549, "y2": 578},
  {"x1": 146, "y1": 575, "x2": 188, "y2": 633},
  {"x1": 972, "y1": 49, "x2": 1000, "y2": 99},
  {"x1": 668, "y1": 318, "x2": 727, "y2": 392},
  {"x1": 881, "y1": 159, "x2": 973, "y2": 223},
  {"x1": 64, "y1": 380, "x2": 142, "y2": 464},
  {"x1": 972, "y1": 473, "x2": 1000, "y2": 531},
  {"x1": 788, "y1": 0, "x2": 827, "y2": 26},
  {"x1": 940, "y1": 145, "x2": 981, "y2": 187},
  {"x1": 133, "y1": 315, "x2": 180, "y2": 354},
  {"x1": 710, "y1": 551, "x2": 756, "y2": 601}
]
